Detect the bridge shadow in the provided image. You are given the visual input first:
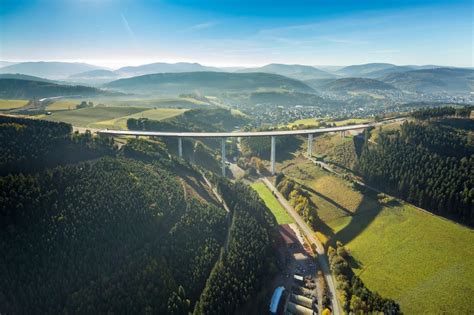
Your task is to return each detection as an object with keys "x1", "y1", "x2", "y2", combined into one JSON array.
[
  {"x1": 258, "y1": 135, "x2": 304, "y2": 163},
  {"x1": 329, "y1": 189, "x2": 384, "y2": 249},
  {"x1": 299, "y1": 183, "x2": 353, "y2": 217}
]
